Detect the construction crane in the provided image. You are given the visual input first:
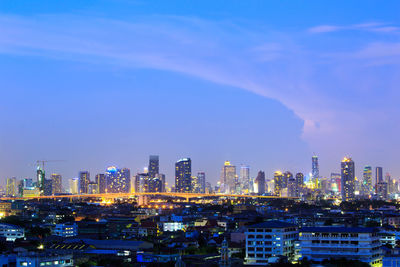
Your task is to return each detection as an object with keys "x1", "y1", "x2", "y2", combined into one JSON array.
[{"x1": 35, "y1": 159, "x2": 66, "y2": 170}]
